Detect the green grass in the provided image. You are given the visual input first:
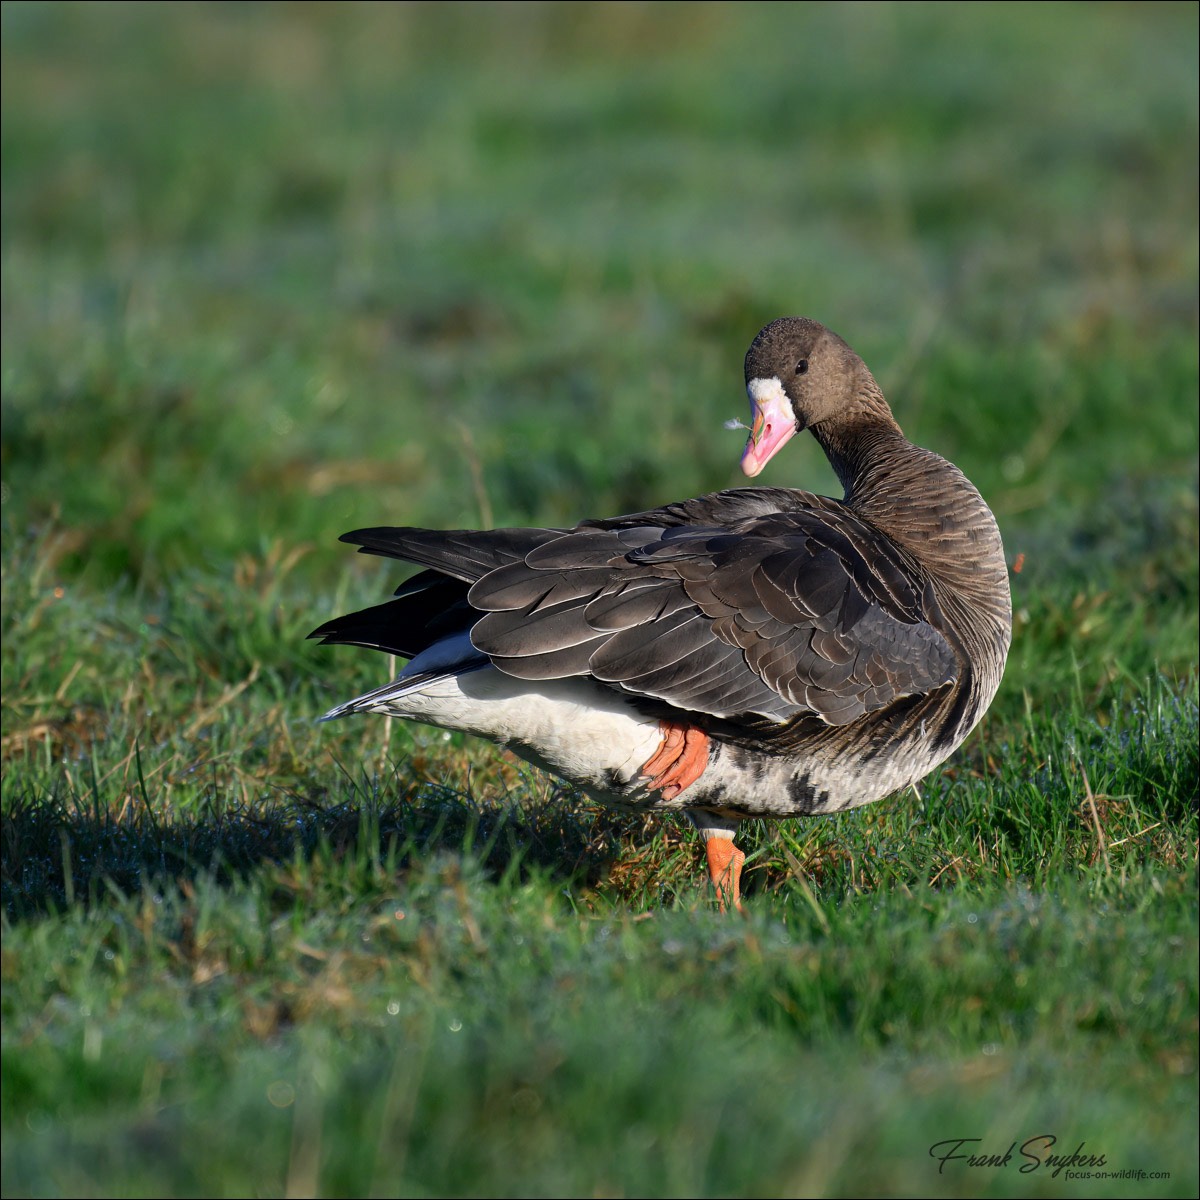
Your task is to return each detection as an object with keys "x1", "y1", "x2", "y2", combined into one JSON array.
[{"x1": 2, "y1": 3, "x2": 1198, "y2": 1197}]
